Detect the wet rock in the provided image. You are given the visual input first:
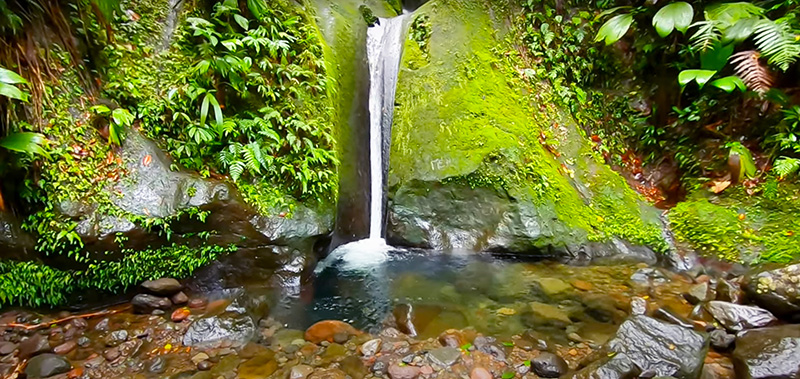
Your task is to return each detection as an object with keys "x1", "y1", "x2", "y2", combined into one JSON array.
[
  {"x1": 19, "y1": 334, "x2": 51, "y2": 358},
  {"x1": 525, "y1": 301, "x2": 572, "y2": 327},
  {"x1": 470, "y1": 367, "x2": 492, "y2": 379},
  {"x1": 341, "y1": 355, "x2": 368, "y2": 379},
  {"x1": 0, "y1": 341, "x2": 17, "y2": 355},
  {"x1": 716, "y1": 279, "x2": 744, "y2": 304},
  {"x1": 171, "y1": 291, "x2": 189, "y2": 305},
  {"x1": 188, "y1": 298, "x2": 207, "y2": 309},
  {"x1": 142, "y1": 278, "x2": 182, "y2": 295},
  {"x1": 76, "y1": 337, "x2": 90, "y2": 347},
  {"x1": 427, "y1": 347, "x2": 460, "y2": 367},
  {"x1": 290, "y1": 365, "x2": 314, "y2": 379},
  {"x1": 605, "y1": 315, "x2": 708, "y2": 378},
  {"x1": 94, "y1": 318, "x2": 110, "y2": 331},
  {"x1": 104, "y1": 330, "x2": 128, "y2": 347},
  {"x1": 103, "y1": 347, "x2": 121, "y2": 361},
  {"x1": 197, "y1": 360, "x2": 213, "y2": 371},
  {"x1": 172, "y1": 307, "x2": 191, "y2": 322},
  {"x1": 531, "y1": 352, "x2": 568, "y2": 378},
  {"x1": 744, "y1": 264, "x2": 800, "y2": 320},
  {"x1": 304, "y1": 320, "x2": 360, "y2": 344},
  {"x1": 388, "y1": 362, "x2": 421, "y2": 379},
  {"x1": 438, "y1": 329, "x2": 467, "y2": 348},
  {"x1": 630, "y1": 297, "x2": 648, "y2": 315},
  {"x1": 572, "y1": 353, "x2": 640, "y2": 379},
  {"x1": 733, "y1": 325, "x2": 800, "y2": 379},
  {"x1": 709, "y1": 329, "x2": 735, "y2": 351},
  {"x1": 705, "y1": 301, "x2": 776, "y2": 332},
  {"x1": 183, "y1": 314, "x2": 255, "y2": 348},
  {"x1": 25, "y1": 353, "x2": 71, "y2": 378},
  {"x1": 53, "y1": 340, "x2": 76, "y2": 355},
  {"x1": 360, "y1": 339, "x2": 382, "y2": 357},
  {"x1": 473, "y1": 336, "x2": 505, "y2": 361},
  {"x1": 631, "y1": 268, "x2": 670, "y2": 283},
  {"x1": 131, "y1": 294, "x2": 172, "y2": 313},
  {"x1": 238, "y1": 352, "x2": 277, "y2": 378},
  {"x1": 572, "y1": 280, "x2": 593, "y2": 291},
  {"x1": 147, "y1": 356, "x2": 166, "y2": 374},
  {"x1": 685, "y1": 283, "x2": 714, "y2": 305}
]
